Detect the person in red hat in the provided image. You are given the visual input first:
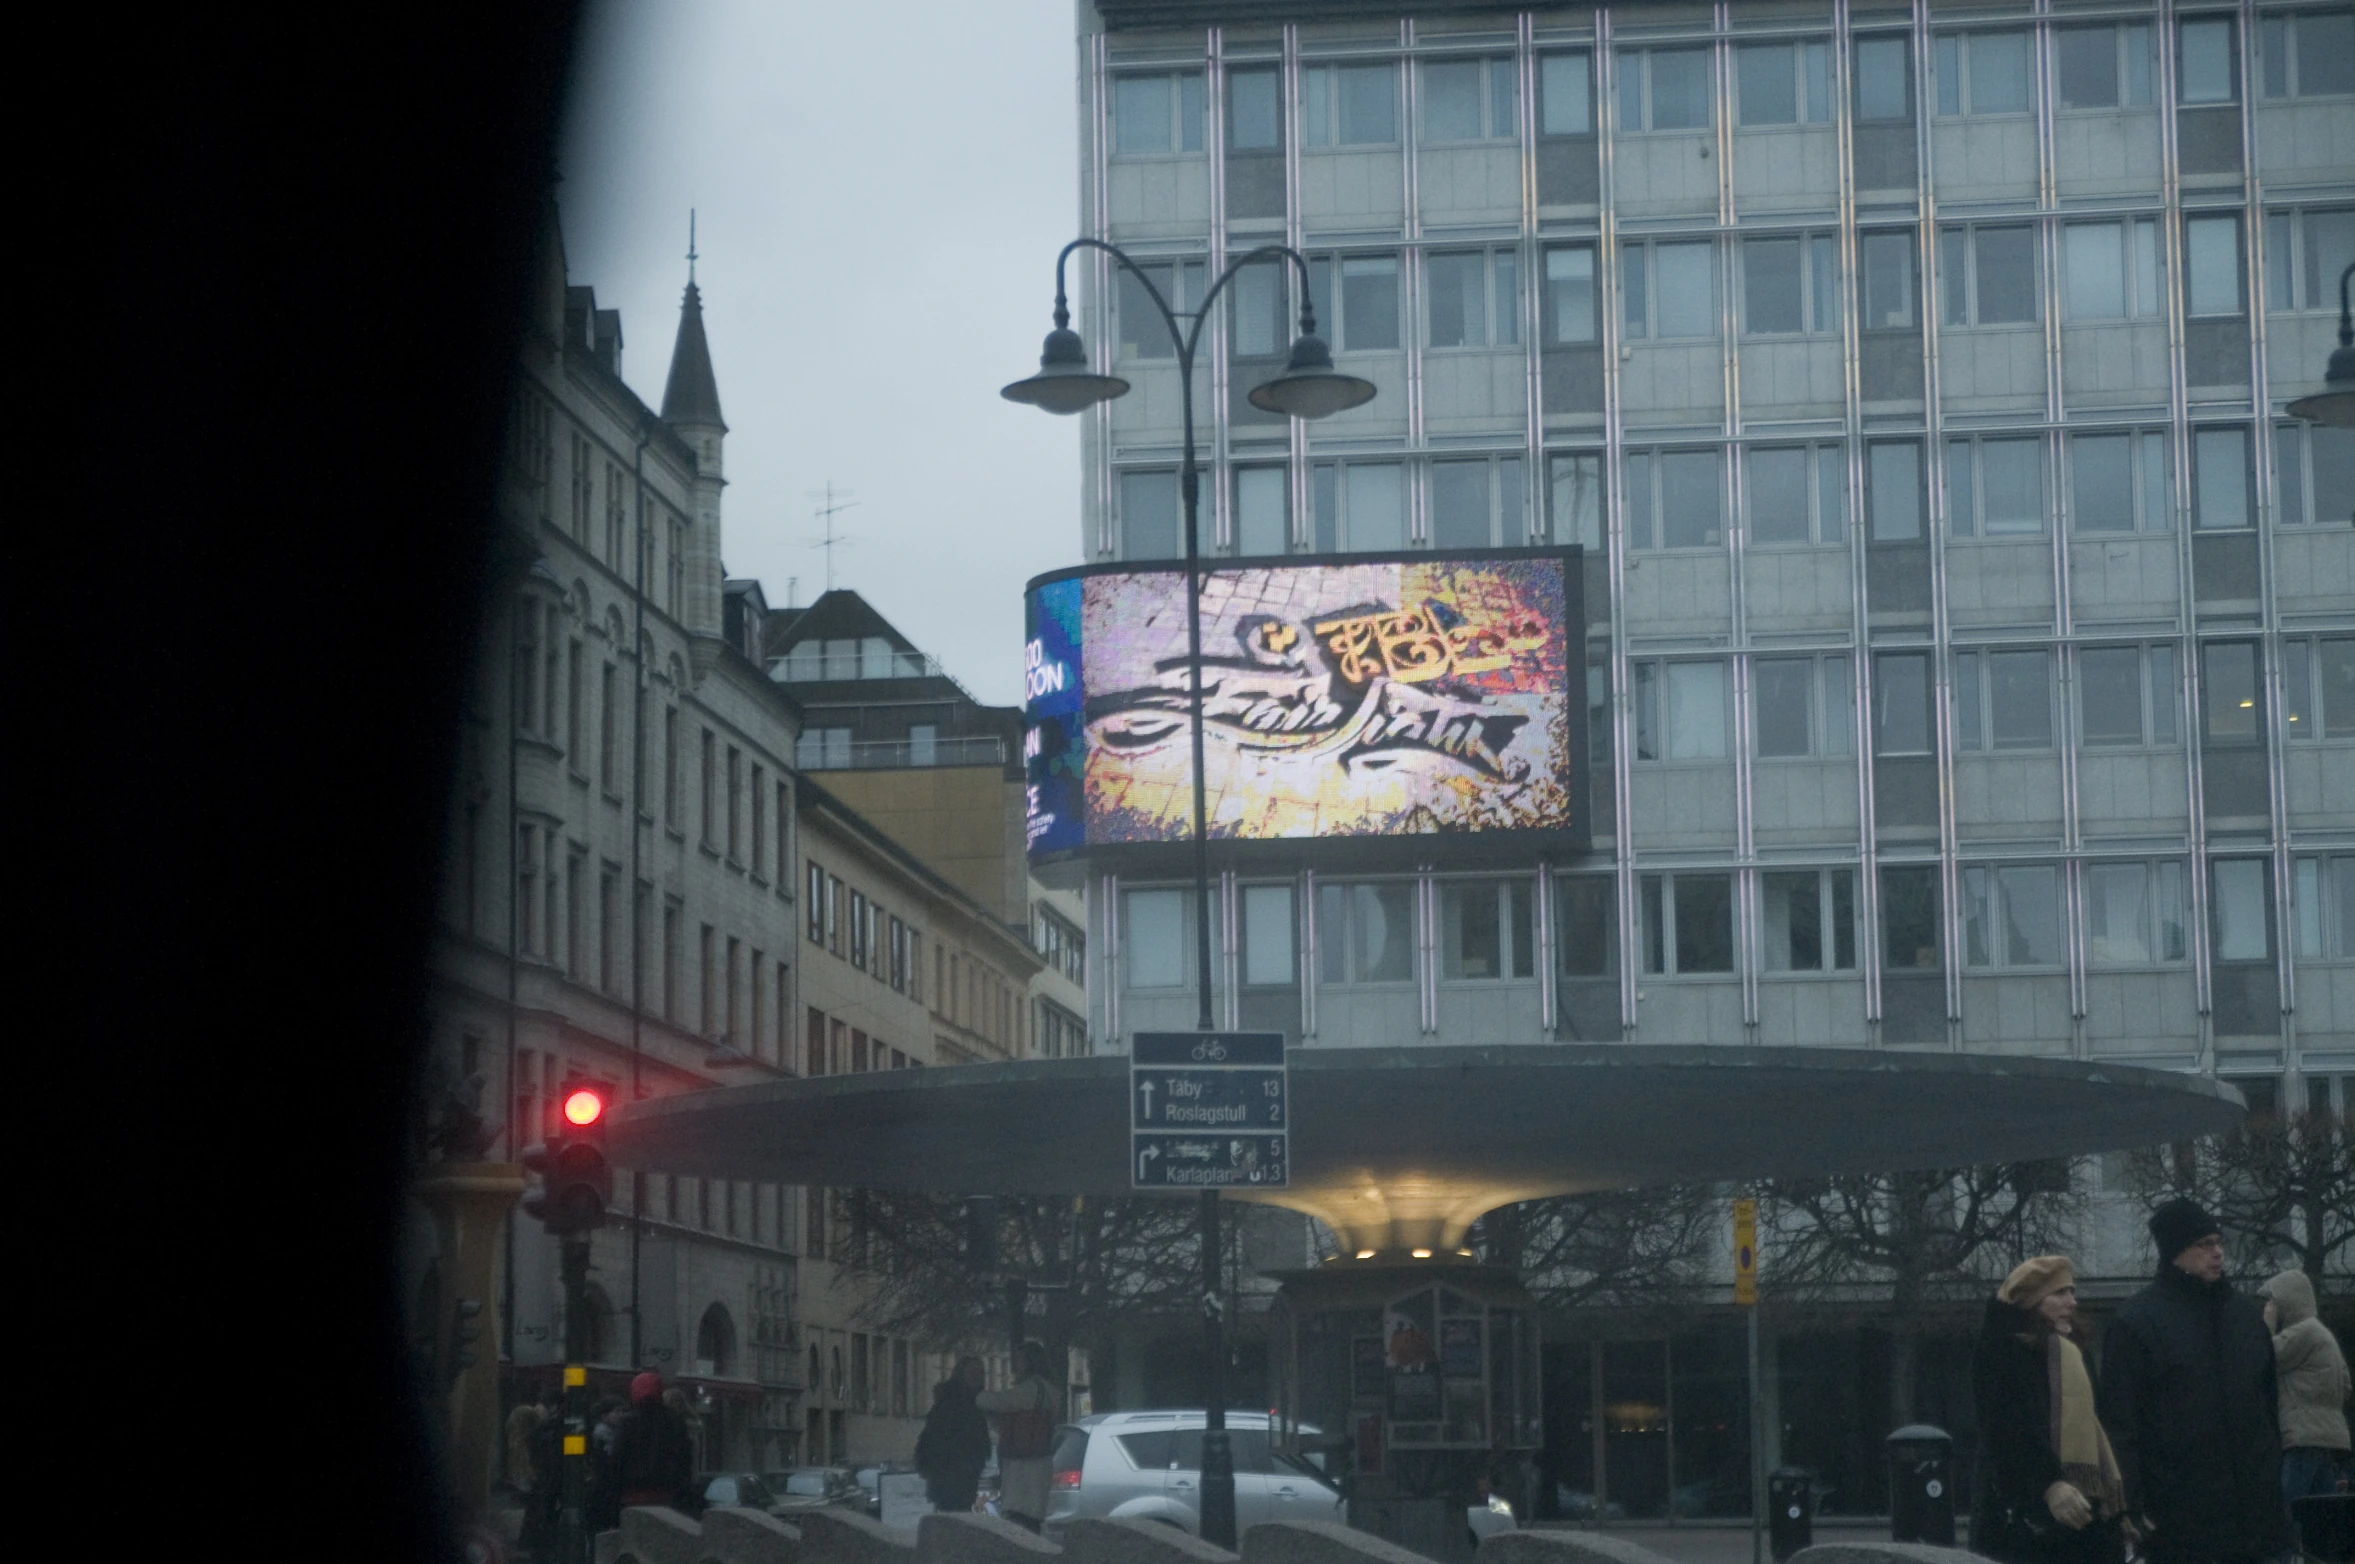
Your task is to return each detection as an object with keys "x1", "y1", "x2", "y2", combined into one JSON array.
[{"x1": 610, "y1": 1371, "x2": 696, "y2": 1514}]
